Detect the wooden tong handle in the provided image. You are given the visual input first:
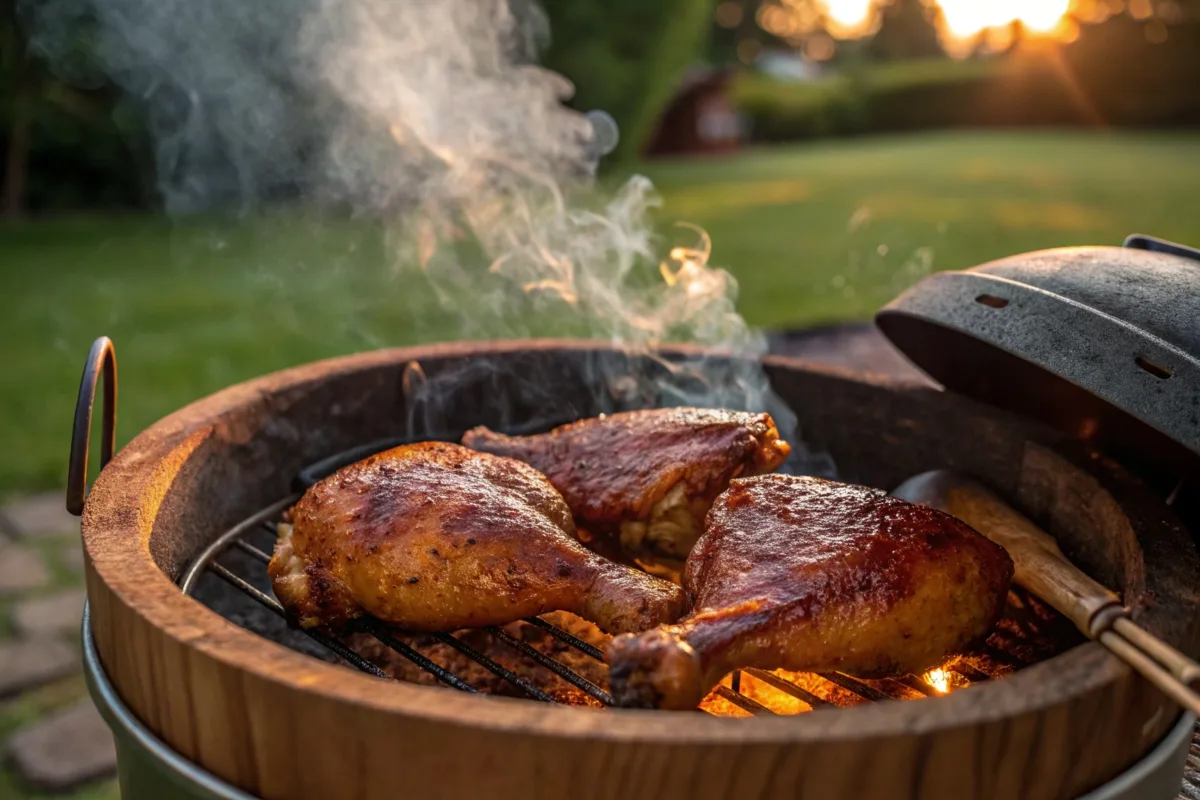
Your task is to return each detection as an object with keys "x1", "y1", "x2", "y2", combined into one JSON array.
[
  {"x1": 893, "y1": 470, "x2": 1200, "y2": 716},
  {"x1": 893, "y1": 470, "x2": 1120, "y2": 637}
]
